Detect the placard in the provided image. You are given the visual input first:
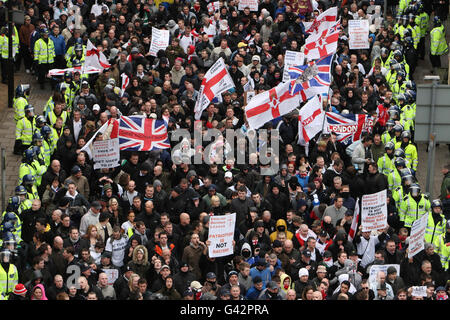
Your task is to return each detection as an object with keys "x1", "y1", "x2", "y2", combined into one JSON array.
[
  {"x1": 208, "y1": 213, "x2": 236, "y2": 258},
  {"x1": 348, "y1": 19, "x2": 370, "y2": 49},
  {"x1": 361, "y1": 189, "x2": 388, "y2": 232},
  {"x1": 238, "y1": 0, "x2": 258, "y2": 11},
  {"x1": 283, "y1": 50, "x2": 305, "y2": 82},
  {"x1": 408, "y1": 213, "x2": 429, "y2": 258},
  {"x1": 411, "y1": 286, "x2": 427, "y2": 297},
  {"x1": 149, "y1": 27, "x2": 170, "y2": 57},
  {"x1": 93, "y1": 138, "x2": 120, "y2": 169},
  {"x1": 103, "y1": 268, "x2": 119, "y2": 286},
  {"x1": 368, "y1": 264, "x2": 400, "y2": 285}
]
